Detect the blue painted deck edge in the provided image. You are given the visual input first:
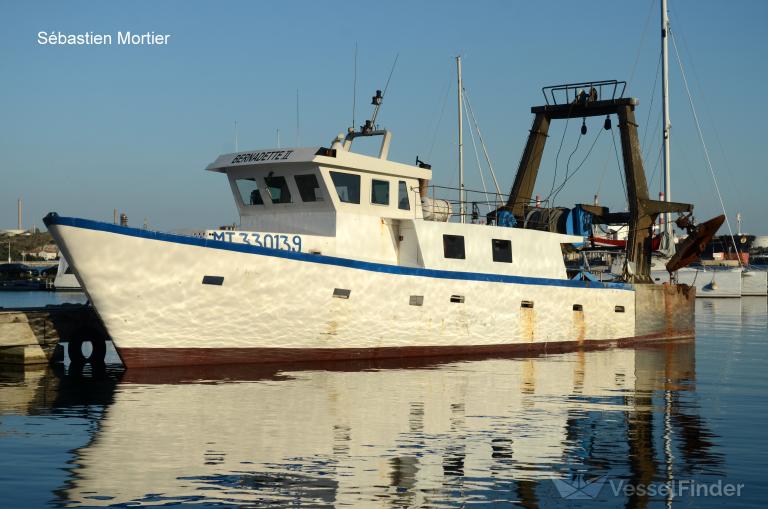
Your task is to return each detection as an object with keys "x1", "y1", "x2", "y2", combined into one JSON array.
[{"x1": 44, "y1": 213, "x2": 633, "y2": 291}]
